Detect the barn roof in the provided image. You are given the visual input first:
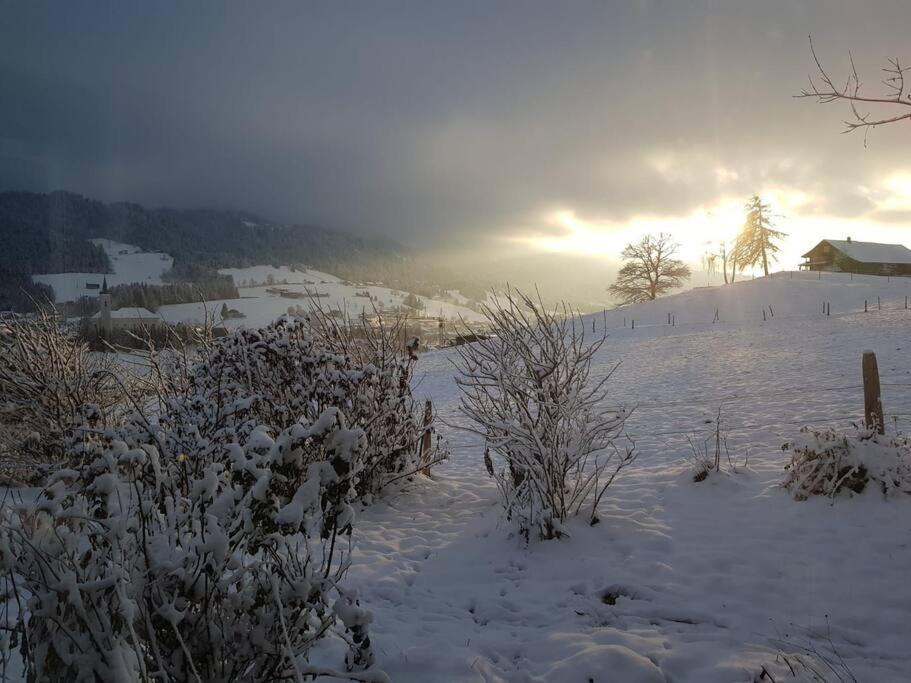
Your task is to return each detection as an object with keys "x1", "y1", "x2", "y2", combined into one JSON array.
[
  {"x1": 92, "y1": 307, "x2": 161, "y2": 320},
  {"x1": 802, "y1": 239, "x2": 911, "y2": 264}
]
